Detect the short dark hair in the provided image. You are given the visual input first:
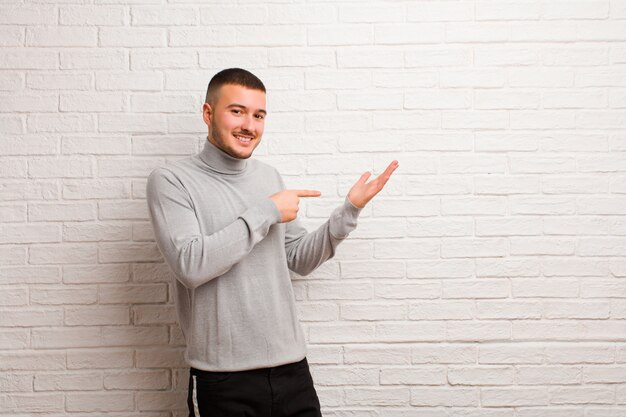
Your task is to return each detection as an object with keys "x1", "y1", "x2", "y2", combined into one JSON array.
[{"x1": 205, "y1": 68, "x2": 266, "y2": 105}]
